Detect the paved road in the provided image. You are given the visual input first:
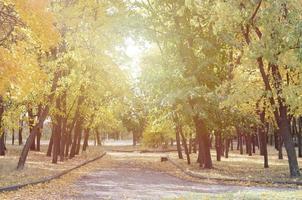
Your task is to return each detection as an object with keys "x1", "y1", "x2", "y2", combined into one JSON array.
[{"x1": 68, "y1": 152, "x2": 292, "y2": 200}]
